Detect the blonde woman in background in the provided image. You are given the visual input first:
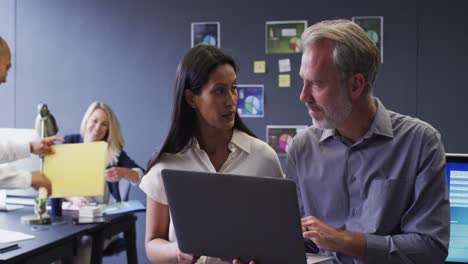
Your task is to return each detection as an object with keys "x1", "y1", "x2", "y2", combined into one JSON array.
[
  {"x1": 66, "y1": 101, "x2": 143, "y2": 206},
  {"x1": 65, "y1": 101, "x2": 143, "y2": 264}
]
